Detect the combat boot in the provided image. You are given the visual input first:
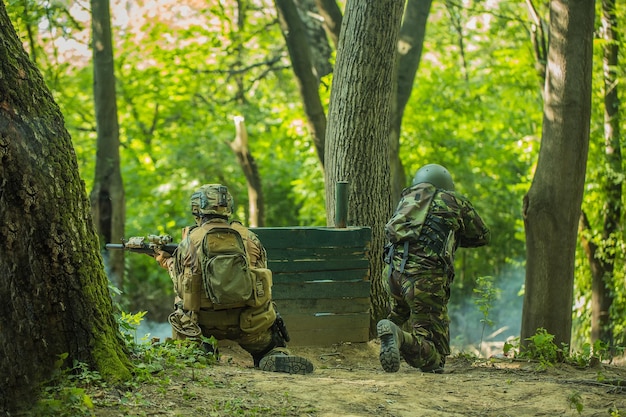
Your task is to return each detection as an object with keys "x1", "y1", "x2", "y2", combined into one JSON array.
[
  {"x1": 258, "y1": 348, "x2": 314, "y2": 375},
  {"x1": 377, "y1": 319, "x2": 409, "y2": 373}
]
